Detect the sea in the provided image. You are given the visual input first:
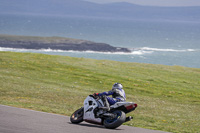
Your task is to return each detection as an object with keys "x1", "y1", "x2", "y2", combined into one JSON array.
[{"x1": 0, "y1": 14, "x2": 200, "y2": 68}]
